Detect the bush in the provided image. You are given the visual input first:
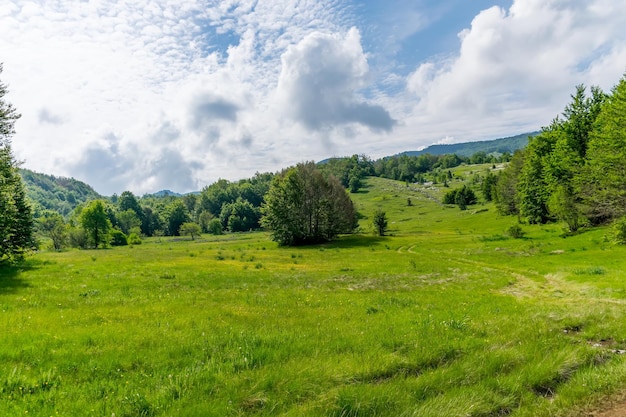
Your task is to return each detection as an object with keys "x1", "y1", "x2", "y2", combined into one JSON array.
[
  {"x1": 128, "y1": 233, "x2": 142, "y2": 245},
  {"x1": 443, "y1": 185, "x2": 477, "y2": 210},
  {"x1": 207, "y1": 218, "x2": 223, "y2": 235},
  {"x1": 110, "y1": 229, "x2": 128, "y2": 246},
  {"x1": 68, "y1": 227, "x2": 88, "y2": 249},
  {"x1": 506, "y1": 224, "x2": 525, "y2": 239},
  {"x1": 611, "y1": 217, "x2": 626, "y2": 244}
]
